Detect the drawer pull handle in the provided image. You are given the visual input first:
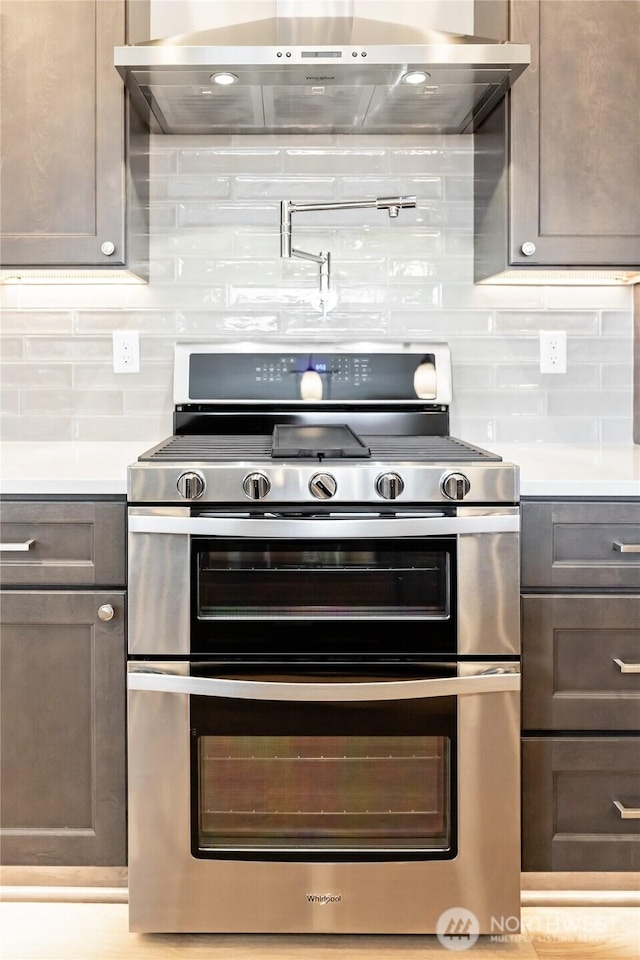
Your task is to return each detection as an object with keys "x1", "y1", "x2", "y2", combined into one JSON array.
[
  {"x1": 0, "y1": 539, "x2": 35, "y2": 552},
  {"x1": 98, "y1": 604, "x2": 115, "y2": 622},
  {"x1": 613, "y1": 800, "x2": 640, "y2": 820},
  {"x1": 612, "y1": 541, "x2": 640, "y2": 553},
  {"x1": 613, "y1": 658, "x2": 640, "y2": 674}
]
